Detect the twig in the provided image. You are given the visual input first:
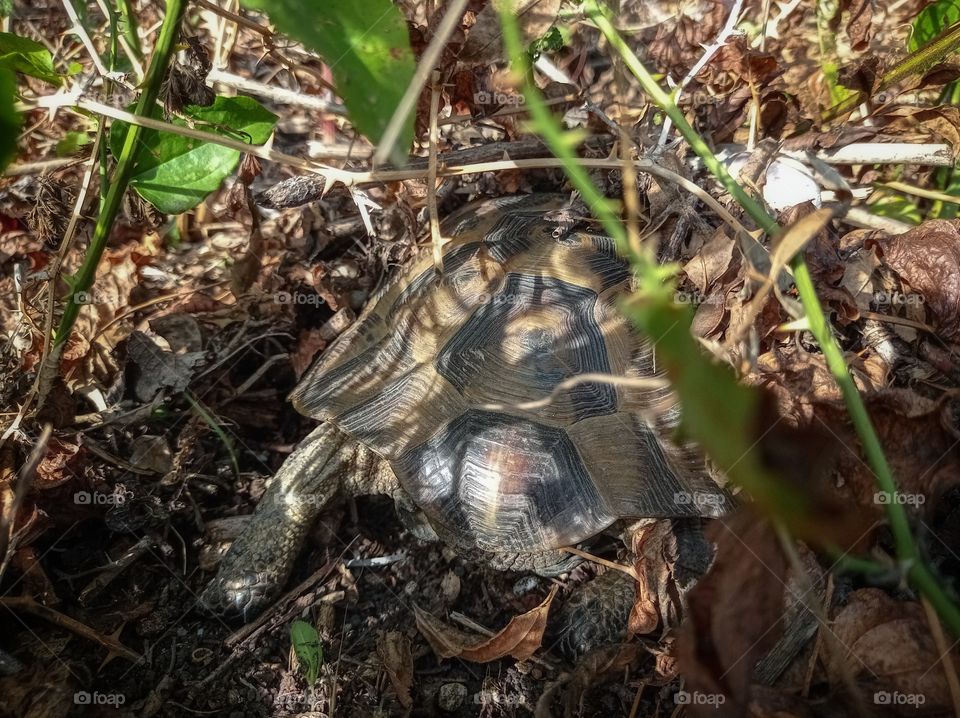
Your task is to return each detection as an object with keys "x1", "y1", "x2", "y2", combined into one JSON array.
[
  {"x1": 207, "y1": 67, "x2": 345, "y2": 115},
  {"x1": 478, "y1": 373, "x2": 667, "y2": 413},
  {"x1": 4, "y1": 157, "x2": 80, "y2": 175},
  {"x1": 372, "y1": 0, "x2": 470, "y2": 165},
  {"x1": 52, "y1": 0, "x2": 187, "y2": 351},
  {"x1": 561, "y1": 547, "x2": 638, "y2": 580},
  {"x1": 60, "y1": 0, "x2": 114, "y2": 80},
  {"x1": 788, "y1": 143, "x2": 954, "y2": 167},
  {"x1": 0, "y1": 596, "x2": 141, "y2": 662},
  {"x1": 194, "y1": 0, "x2": 270, "y2": 36},
  {"x1": 878, "y1": 180, "x2": 960, "y2": 205},
  {"x1": 0, "y1": 426, "x2": 50, "y2": 583},
  {"x1": 657, "y1": 0, "x2": 744, "y2": 150},
  {"x1": 921, "y1": 596, "x2": 960, "y2": 718},
  {"x1": 427, "y1": 70, "x2": 443, "y2": 272}
]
